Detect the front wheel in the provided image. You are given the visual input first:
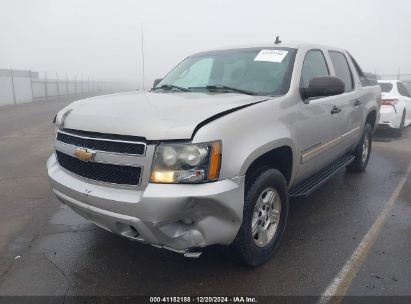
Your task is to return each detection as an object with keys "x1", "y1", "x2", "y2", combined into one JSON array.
[
  {"x1": 346, "y1": 123, "x2": 372, "y2": 172},
  {"x1": 230, "y1": 169, "x2": 289, "y2": 266}
]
